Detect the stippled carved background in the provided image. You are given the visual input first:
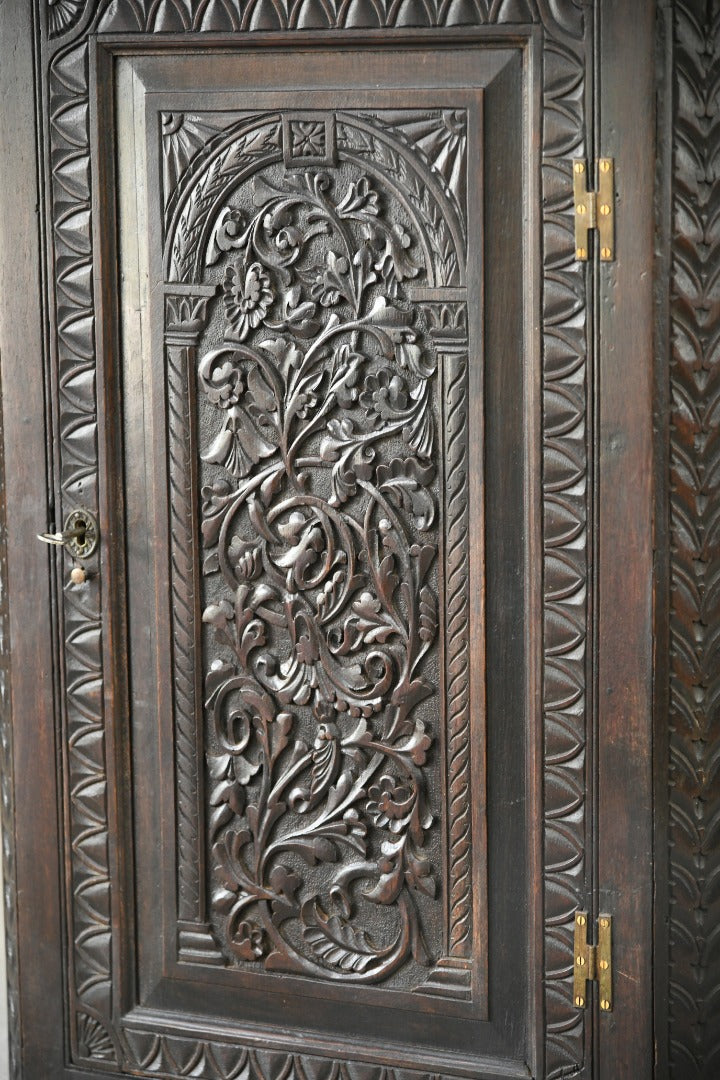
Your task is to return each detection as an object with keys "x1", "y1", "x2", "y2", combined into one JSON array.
[{"x1": 32, "y1": 1, "x2": 592, "y2": 1077}]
